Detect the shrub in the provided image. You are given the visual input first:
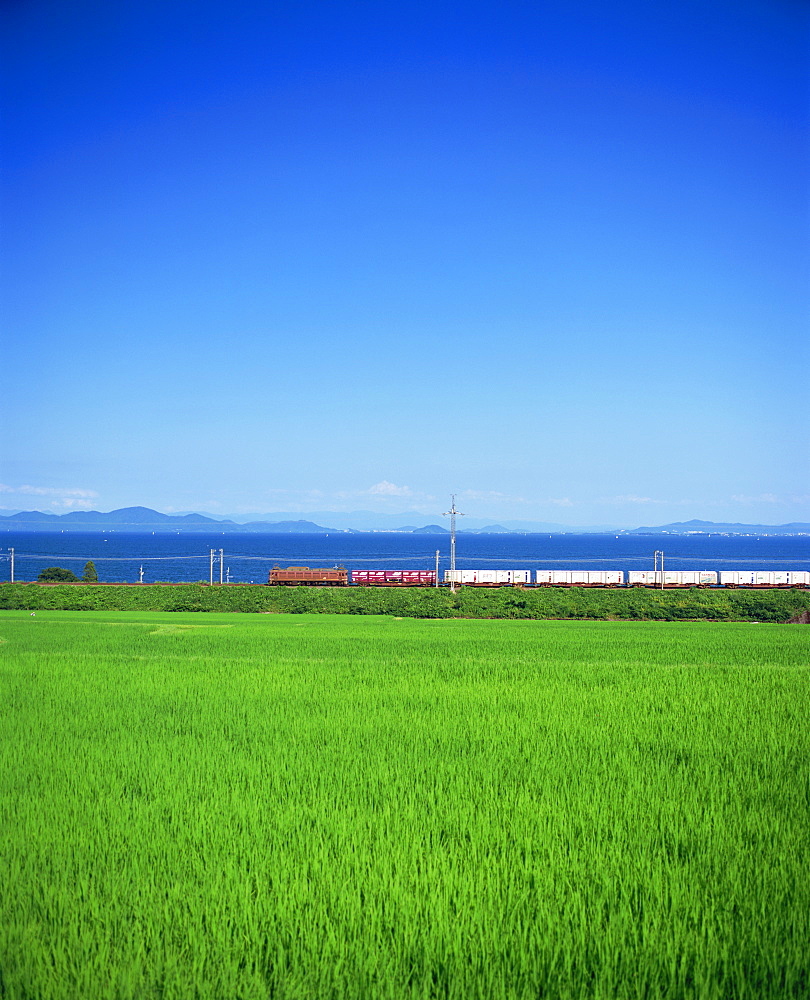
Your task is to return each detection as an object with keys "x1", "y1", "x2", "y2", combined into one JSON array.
[{"x1": 37, "y1": 567, "x2": 79, "y2": 584}]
